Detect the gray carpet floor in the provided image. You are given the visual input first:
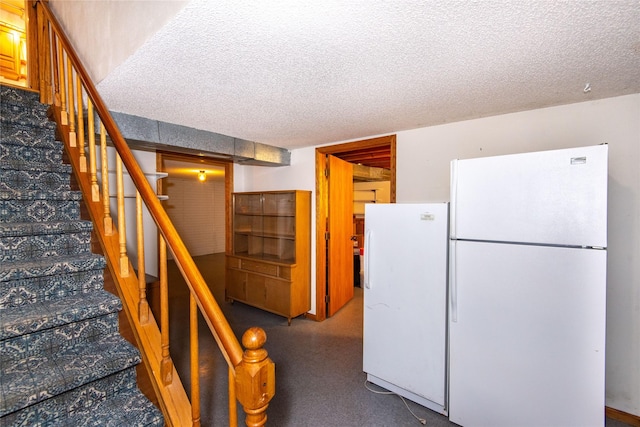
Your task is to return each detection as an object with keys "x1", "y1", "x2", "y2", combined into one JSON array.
[{"x1": 165, "y1": 253, "x2": 630, "y2": 427}]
